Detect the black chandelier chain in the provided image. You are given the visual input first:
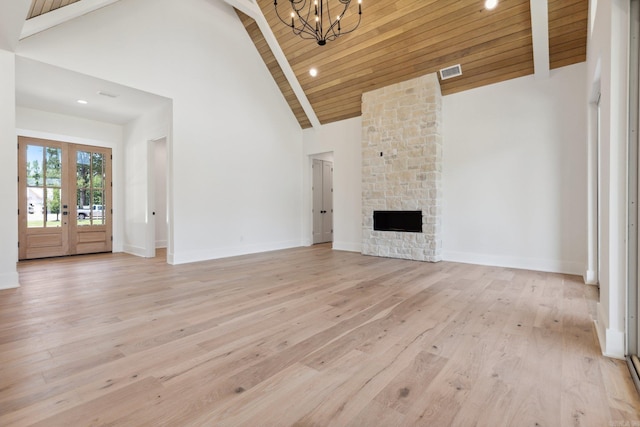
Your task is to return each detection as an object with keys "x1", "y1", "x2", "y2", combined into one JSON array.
[{"x1": 273, "y1": 0, "x2": 362, "y2": 46}]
